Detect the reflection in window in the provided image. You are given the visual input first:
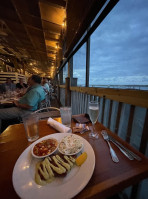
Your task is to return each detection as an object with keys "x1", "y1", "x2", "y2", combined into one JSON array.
[
  {"x1": 63, "y1": 63, "x2": 68, "y2": 84},
  {"x1": 90, "y1": 0, "x2": 148, "y2": 90},
  {"x1": 73, "y1": 43, "x2": 86, "y2": 86}
]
